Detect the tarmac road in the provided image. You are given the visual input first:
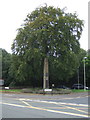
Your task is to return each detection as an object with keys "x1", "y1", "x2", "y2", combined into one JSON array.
[{"x1": 0, "y1": 92, "x2": 90, "y2": 118}]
